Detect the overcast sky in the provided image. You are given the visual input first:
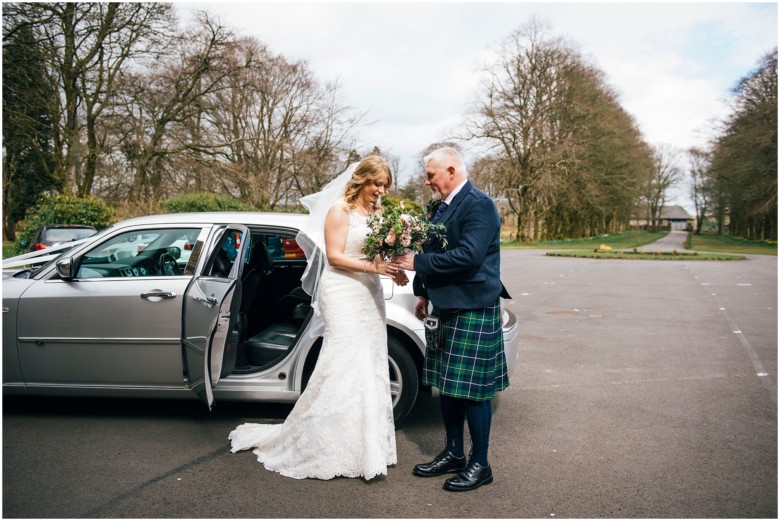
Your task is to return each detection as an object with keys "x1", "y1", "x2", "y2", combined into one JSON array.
[{"x1": 176, "y1": 1, "x2": 777, "y2": 206}]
